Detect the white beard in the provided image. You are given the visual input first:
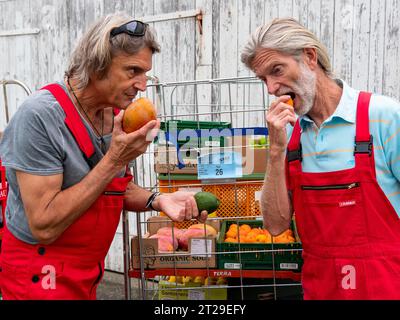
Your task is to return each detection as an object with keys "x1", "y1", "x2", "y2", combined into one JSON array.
[{"x1": 292, "y1": 62, "x2": 317, "y2": 116}]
